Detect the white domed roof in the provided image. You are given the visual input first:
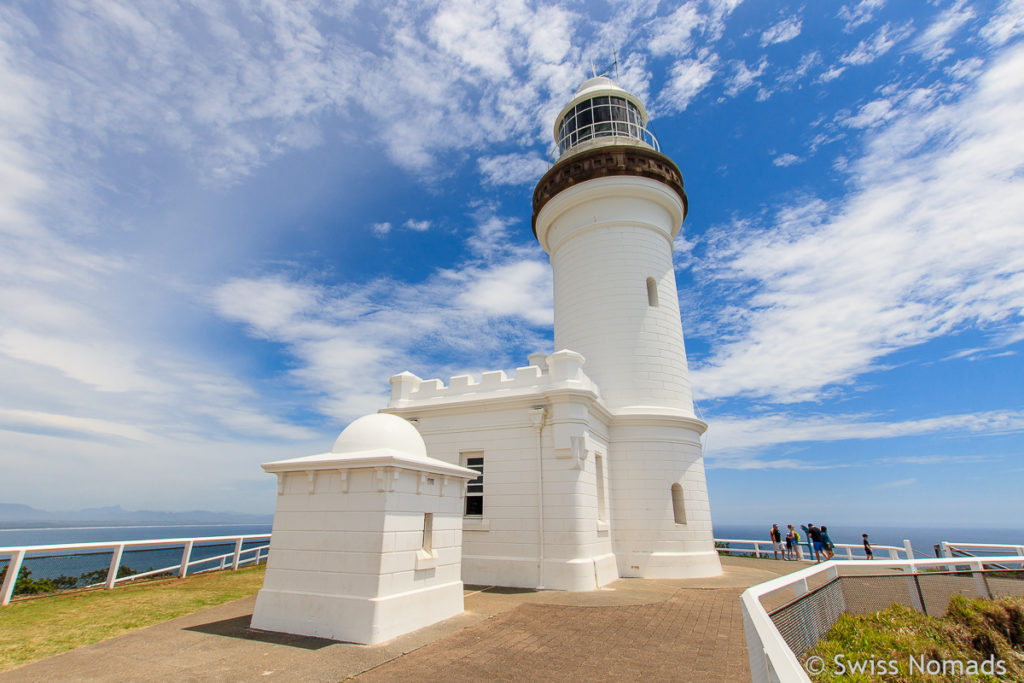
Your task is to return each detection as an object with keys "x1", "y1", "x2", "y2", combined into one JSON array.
[{"x1": 331, "y1": 413, "x2": 426, "y2": 459}]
